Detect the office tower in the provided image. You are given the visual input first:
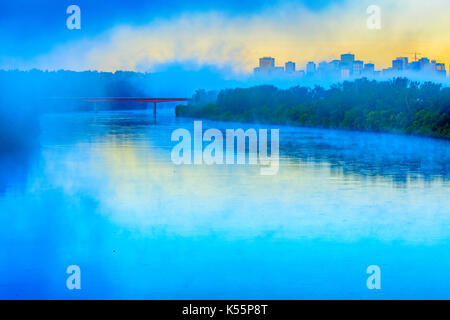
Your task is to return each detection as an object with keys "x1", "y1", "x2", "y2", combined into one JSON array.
[
  {"x1": 285, "y1": 61, "x2": 296, "y2": 73},
  {"x1": 436, "y1": 63, "x2": 446, "y2": 76},
  {"x1": 436, "y1": 63, "x2": 446, "y2": 71},
  {"x1": 410, "y1": 61, "x2": 420, "y2": 71},
  {"x1": 254, "y1": 57, "x2": 277, "y2": 75},
  {"x1": 419, "y1": 57, "x2": 430, "y2": 70},
  {"x1": 364, "y1": 63, "x2": 375, "y2": 73},
  {"x1": 340, "y1": 53, "x2": 355, "y2": 70},
  {"x1": 353, "y1": 60, "x2": 364, "y2": 75},
  {"x1": 392, "y1": 57, "x2": 409, "y2": 70},
  {"x1": 259, "y1": 57, "x2": 275, "y2": 68},
  {"x1": 396, "y1": 57, "x2": 409, "y2": 69},
  {"x1": 392, "y1": 59, "x2": 404, "y2": 70},
  {"x1": 306, "y1": 61, "x2": 316, "y2": 75},
  {"x1": 430, "y1": 60, "x2": 437, "y2": 73},
  {"x1": 317, "y1": 61, "x2": 330, "y2": 76}
]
